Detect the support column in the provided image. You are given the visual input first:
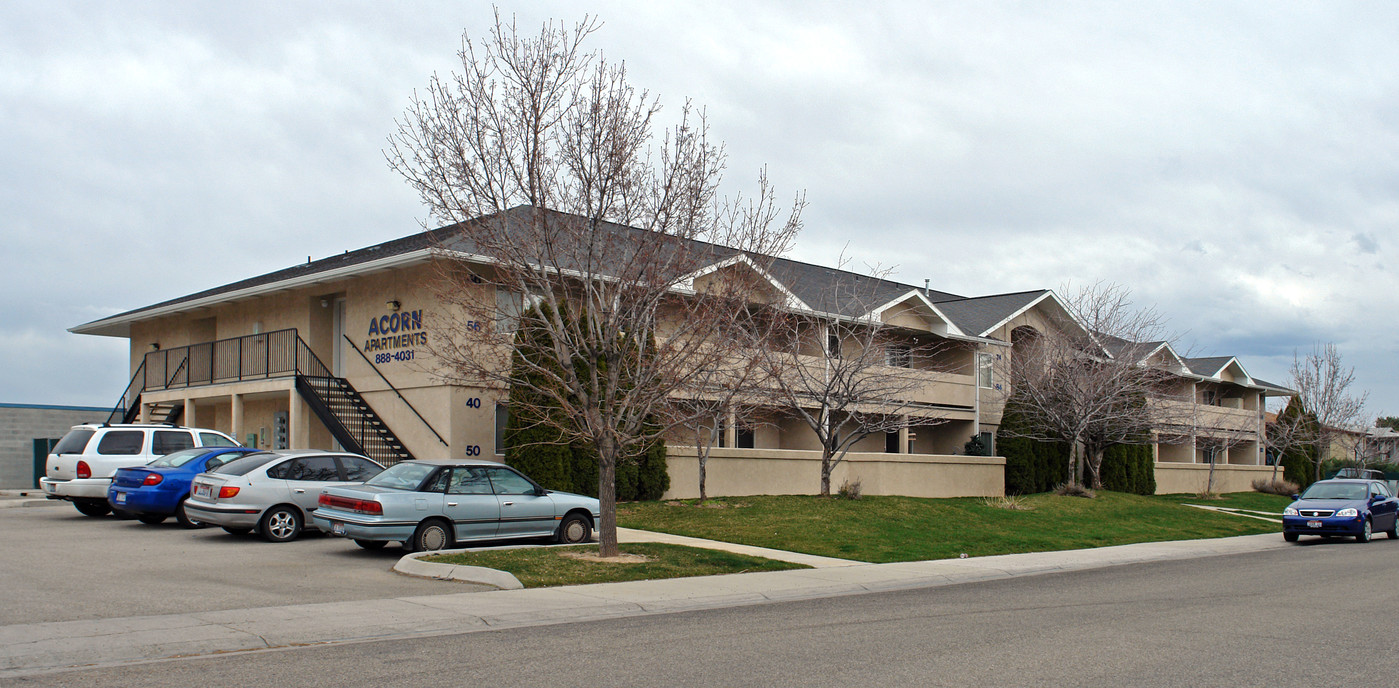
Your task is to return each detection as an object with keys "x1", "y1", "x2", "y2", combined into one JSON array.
[
  {"x1": 288, "y1": 389, "x2": 303, "y2": 450},
  {"x1": 139, "y1": 402, "x2": 151, "y2": 424},
  {"x1": 898, "y1": 417, "x2": 910, "y2": 454},
  {"x1": 724, "y1": 410, "x2": 737, "y2": 449},
  {"x1": 231, "y1": 393, "x2": 244, "y2": 446},
  {"x1": 183, "y1": 398, "x2": 195, "y2": 428}
]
